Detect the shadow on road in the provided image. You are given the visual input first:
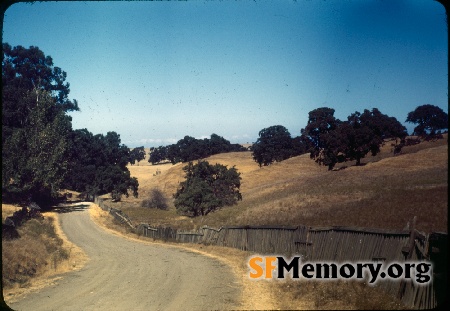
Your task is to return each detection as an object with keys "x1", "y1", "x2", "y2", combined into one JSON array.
[{"x1": 50, "y1": 203, "x2": 91, "y2": 214}]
